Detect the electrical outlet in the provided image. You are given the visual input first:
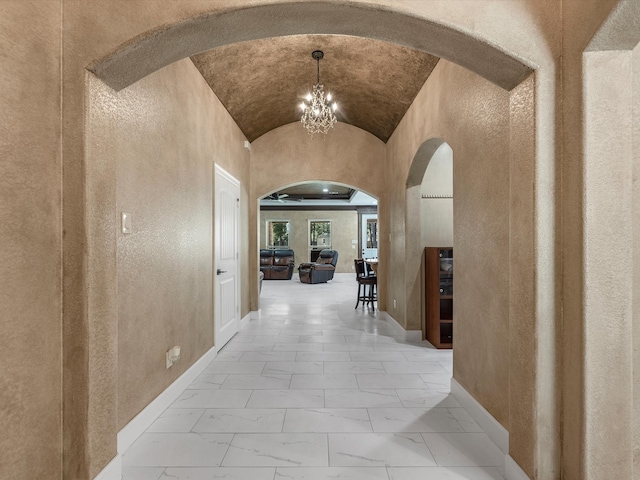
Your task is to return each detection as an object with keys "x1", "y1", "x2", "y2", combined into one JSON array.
[
  {"x1": 393, "y1": 298, "x2": 397, "y2": 309},
  {"x1": 166, "y1": 345, "x2": 181, "y2": 369},
  {"x1": 121, "y1": 212, "x2": 131, "y2": 234}
]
